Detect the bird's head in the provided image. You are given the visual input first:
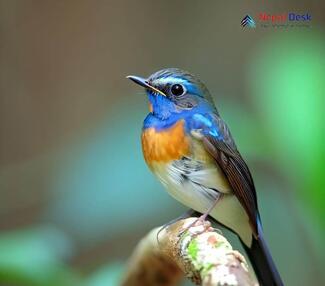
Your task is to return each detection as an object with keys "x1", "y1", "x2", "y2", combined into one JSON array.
[{"x1": 127, "y1": 68, "x2": 216, "y2": 120}]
